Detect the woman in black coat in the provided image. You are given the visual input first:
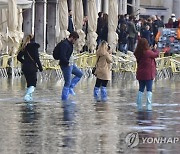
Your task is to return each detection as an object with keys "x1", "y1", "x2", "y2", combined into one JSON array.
[{"x1": 17, "y1": 35, "x2": 43, "y2": 102}]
